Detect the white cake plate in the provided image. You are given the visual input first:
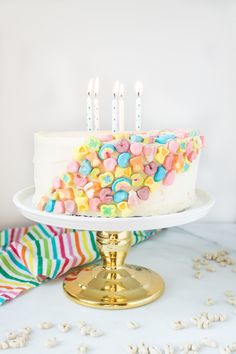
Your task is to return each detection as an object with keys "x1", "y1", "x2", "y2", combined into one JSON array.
[
  {"x1": 13, "y1": 186, "x2": 214, "y2": 310},
  {"x1": 13, "y1": 186, "x2": 214, "y2": 232}
]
